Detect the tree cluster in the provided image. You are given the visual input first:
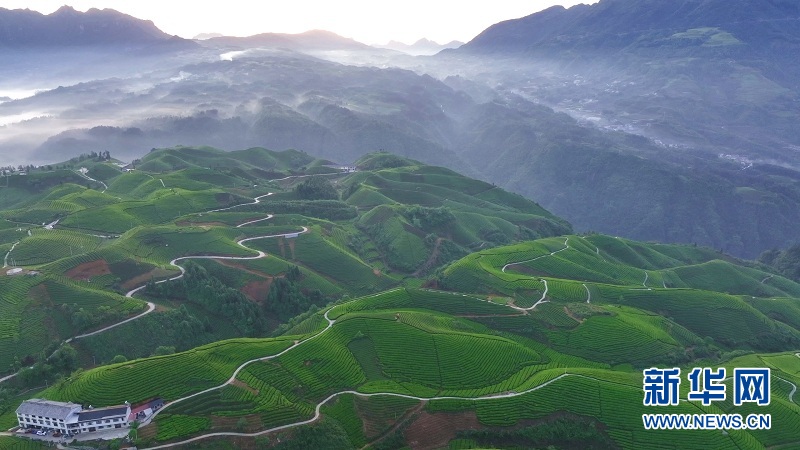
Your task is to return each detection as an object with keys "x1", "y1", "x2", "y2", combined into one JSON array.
[
  {"x1": 294, "y1": 176, "x2": 339, "y2": 200},
  {"x1": 759, "y1": 244, "x2": 800, "y2": 282},
  {"x1": 263, "y1": 266, "x2": 326, "y2": 321},
  {"x1": 405, "y1": 206, "x2": 456, "y2": 231},
  {"x1": 61, "y1": 303, "x2": 126, "y2": 331},
  {"x1": 145, "y1": 262, "x2": 268, "y2": 336},
  {"x1": 16, "y1": 344, "x2": 79, "y2": 388},
  {"x1": 75, "y1": 150, "x2": 111, "y2": 161}
]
